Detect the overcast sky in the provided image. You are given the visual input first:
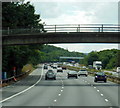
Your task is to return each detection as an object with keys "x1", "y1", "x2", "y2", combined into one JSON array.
[{"x1": 26, "y1": 0, "x2": 119, "y2": 53}]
